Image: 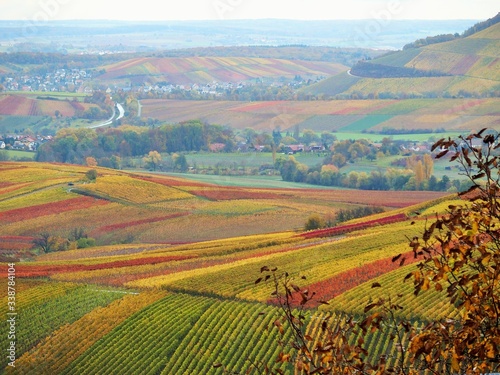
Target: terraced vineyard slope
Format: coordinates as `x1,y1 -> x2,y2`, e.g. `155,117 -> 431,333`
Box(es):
304,18 -> 500,99
0,162 -> 477,374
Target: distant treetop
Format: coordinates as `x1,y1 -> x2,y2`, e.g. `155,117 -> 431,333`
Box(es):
403,12 -> 500,50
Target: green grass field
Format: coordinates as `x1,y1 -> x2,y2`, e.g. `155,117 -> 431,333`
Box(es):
0,115 -> 53,133
370,49 -> 422,68
300,70 -> 360,97
3,149 -> 36,160
165,173 -> 342,189
339,114 -> 394,132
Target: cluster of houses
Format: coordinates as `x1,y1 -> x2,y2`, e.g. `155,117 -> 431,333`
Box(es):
136,76 -> 318,97
0,134 -> 52,151
1,64 -> 320,98
137,81 -> 245,97
233,142 -> 325,154
1,69 -> 93,93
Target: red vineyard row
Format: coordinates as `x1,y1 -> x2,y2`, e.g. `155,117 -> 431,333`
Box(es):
298,213 -> 408,239
281,250 -> 422,308
0,236 -> 35,251
8,255 -> 197,278
0,196 -> 109,223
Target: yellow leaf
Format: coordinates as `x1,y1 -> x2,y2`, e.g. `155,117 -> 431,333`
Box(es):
322,354 -> 333,364
472,220 -> 479,233
422,278 -> 430,291
485,342 -> 497,359
482,254 -> 491,266
451,352 -> 460,372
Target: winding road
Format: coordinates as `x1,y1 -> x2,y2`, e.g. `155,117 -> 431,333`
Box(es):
137,100 -> 142,118
88,103 -> 125,129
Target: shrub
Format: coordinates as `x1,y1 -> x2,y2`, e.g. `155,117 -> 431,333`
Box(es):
86,169 -> 98,181
304,214 -> 325,230
76,237 -> 96,249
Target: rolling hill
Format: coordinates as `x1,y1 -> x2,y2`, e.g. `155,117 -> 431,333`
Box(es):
0,162 -> 444,249
0,161 -> 460,374
304,16 -> 500,98
140,97 -> 500,134
97,56 -> 348,85
0,94 -> 96,118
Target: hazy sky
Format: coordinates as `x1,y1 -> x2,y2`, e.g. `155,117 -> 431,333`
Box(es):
3,0 -> 498,21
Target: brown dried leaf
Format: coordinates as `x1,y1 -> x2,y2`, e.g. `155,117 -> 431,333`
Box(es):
435,149 -> 449,159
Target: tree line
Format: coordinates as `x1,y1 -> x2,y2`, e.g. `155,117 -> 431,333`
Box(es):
36,120 -> 234,165
403,12 -> 500,49
275,146 -> 468,192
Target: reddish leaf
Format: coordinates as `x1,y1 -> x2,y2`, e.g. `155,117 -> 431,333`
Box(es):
450,152 -> 460,162
435,149 -> 449,159
431,139 -> 445,152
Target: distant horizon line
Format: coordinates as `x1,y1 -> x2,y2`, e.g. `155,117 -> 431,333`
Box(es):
0,18 -> 483,22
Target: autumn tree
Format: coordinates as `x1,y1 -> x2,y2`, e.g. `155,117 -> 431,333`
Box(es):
423,153 -> 434,180
110,155 -> 121,170
172,153 -> 188,172
301,129 -> 319,145
403,129 -> 500,374
143,150 -> 162,171
32,232 -> 56,253
414,160 -> 425,189
254,129 -> 500,375
85,156 -> 98,167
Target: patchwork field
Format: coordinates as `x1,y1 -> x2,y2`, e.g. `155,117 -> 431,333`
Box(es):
0,94 -> 97,117
1,17 -> 499,375
304,22 -> 500,98
98,56 -> 347,85
0,161 -> 460,374
140,97 -> 500,134
0,162 -> 445,249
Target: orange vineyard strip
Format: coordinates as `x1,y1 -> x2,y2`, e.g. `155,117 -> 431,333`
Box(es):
137,175 -> 209,187
0,183 -> 32,195
14,255 -> 197,277
95,212 -> 190,232
0,236 -> 35,251
0,182 -> 15,188
0,196 -> 109,223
